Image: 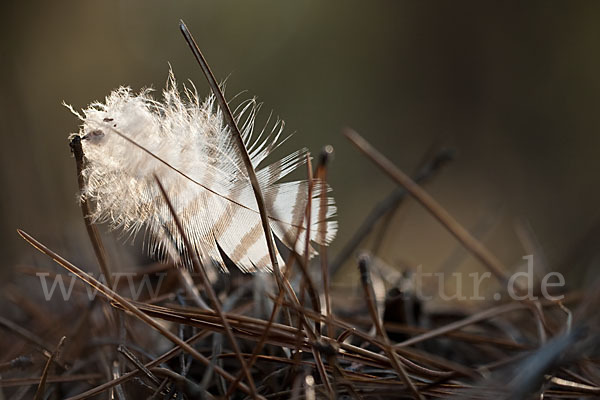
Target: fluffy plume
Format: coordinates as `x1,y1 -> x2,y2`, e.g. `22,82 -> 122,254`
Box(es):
68,71 -> 337,272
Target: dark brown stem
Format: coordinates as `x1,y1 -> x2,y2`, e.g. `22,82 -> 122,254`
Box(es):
69,136 -> 113,288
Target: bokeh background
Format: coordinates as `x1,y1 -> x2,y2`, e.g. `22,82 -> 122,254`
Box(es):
2,1 -> 600,290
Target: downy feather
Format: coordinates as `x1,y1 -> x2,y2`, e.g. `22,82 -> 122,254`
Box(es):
68,71 -> 337,272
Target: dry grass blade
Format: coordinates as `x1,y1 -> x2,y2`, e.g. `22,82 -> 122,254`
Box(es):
0,315 -> 55,363
149,378 -> 170,400
358,255 -> 424,400
16,229 -> 257,398
329,147 -> 454,276
317,146 -> 334,324
294,153 -> 323,336
224,255 -> 296,398
269,293 -> 478,378
343,128 -> 521,293
33,335 -> 66,400
153,176 -> 259,399
65,330 -> 212,400
304,153 -> 314,267
176,268 -> 210,310
315,146 -> 357,396
394,303 -> 525,348
549,376 -> 600,394
0,374 -> 103,389
178,26 -> 319,376
117,345 -> 161,387
179,20 -> 281,280
178,22 -> 337,397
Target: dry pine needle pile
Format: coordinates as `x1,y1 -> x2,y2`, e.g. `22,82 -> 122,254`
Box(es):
1,22 -> 598,400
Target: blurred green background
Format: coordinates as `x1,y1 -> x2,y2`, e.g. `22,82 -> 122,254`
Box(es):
2,1 -> 600,286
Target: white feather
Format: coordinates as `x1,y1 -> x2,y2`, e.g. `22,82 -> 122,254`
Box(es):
68,71 -> 337,272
